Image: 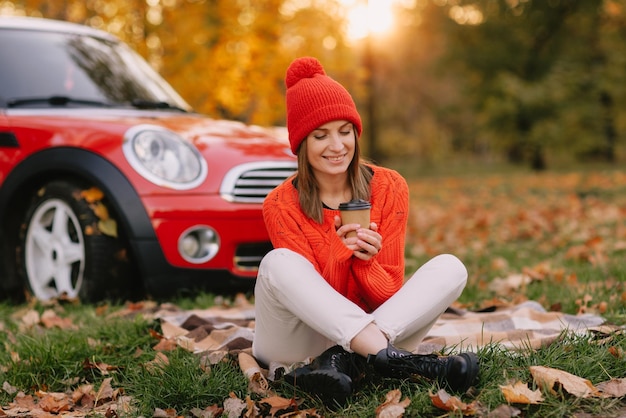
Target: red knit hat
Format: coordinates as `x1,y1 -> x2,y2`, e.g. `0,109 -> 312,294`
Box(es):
285,57 -> 362,155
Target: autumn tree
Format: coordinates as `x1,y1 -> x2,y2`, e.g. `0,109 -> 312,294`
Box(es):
157,0 -> 358,127
433,0 -> 625,170
6,0 -> 626,167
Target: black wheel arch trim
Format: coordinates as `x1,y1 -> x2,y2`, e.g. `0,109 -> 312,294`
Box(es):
0,147 -> 170,295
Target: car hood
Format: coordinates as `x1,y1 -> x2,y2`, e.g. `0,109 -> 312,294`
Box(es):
6,108 -> 297,195
7,107 -> 295,162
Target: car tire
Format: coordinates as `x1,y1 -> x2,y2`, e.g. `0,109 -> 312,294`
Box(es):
18,180 -> 135,302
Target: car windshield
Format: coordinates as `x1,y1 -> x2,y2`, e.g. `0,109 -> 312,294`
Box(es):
0,27 -> 191,111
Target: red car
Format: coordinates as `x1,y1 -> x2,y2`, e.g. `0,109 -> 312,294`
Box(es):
0,16 -> 297,302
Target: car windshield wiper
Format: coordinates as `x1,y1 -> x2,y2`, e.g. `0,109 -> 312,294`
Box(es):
130,99 -> 188,112
7,96 -> 112,108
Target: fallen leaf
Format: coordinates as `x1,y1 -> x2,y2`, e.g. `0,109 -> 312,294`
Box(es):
376,389 -> 411,418
114,395 -> 135,416
223,393 -> 246,418
149,328 -> 164,340
607,346 -> 624,359
37,391 -> 71,413
91,201 -> 109,221
486,404 -> 522,417
19,309 -> 40,328
98,218 -> 118,238
72,384 -> 95,408
2,381 -> 17,395
41,309 -> 77,329
145,352 -> 170,374
277,409 -> 322,417
189,404 -> 224,418
153,337 -> 178,352
153,407 -> 179,417
238,352 -> 270,395
83,358 -> 119,375
243,395 -> 259,417
429,389 -> 477,414
80,187 -> 104,202
500,381 -> 543,404
488,274 -> 532,295
258,395 -> 295,410
189,404 -> 224,417
11,392 -> 36,408
596,378 -> 626,397
530,365 -> 601,398
233,292 -> 254,309
95,377 -> 115,405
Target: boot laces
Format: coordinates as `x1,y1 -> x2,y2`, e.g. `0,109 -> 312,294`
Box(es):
330,351 -> 365,379
388,353 -> 449,380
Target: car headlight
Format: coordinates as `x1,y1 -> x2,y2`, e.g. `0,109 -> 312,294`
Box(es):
123,124 -> 208,190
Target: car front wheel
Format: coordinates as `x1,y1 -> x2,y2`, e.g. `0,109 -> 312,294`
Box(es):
19,180 -> 134,302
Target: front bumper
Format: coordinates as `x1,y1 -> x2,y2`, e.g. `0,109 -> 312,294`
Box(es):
142,194 -> 271,276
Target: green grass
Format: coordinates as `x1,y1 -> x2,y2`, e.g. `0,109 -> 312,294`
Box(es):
1,167 -> 625,417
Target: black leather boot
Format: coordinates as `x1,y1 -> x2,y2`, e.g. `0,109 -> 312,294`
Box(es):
283,345 -> 365,406
367,344 -> 479,393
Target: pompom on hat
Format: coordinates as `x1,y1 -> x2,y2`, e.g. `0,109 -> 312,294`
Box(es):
285,57 -> 362,155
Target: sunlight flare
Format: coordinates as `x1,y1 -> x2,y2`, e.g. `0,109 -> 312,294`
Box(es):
343,0 -> 395,41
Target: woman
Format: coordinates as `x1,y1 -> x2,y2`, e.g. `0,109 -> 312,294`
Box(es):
252,56 -> 479,406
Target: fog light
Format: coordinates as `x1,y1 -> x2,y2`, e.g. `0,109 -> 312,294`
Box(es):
178,226 -> 219,264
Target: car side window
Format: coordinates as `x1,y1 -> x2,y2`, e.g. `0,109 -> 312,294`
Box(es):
0,29 -> 188,109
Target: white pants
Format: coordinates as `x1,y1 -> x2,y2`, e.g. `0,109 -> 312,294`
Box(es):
252,248 -> 467,371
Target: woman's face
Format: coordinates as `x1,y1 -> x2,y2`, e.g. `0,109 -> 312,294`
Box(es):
305,120 -> 356,179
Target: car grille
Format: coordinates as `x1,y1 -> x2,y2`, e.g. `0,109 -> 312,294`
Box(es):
234,242 -> 274,271
220,161 -> 297,203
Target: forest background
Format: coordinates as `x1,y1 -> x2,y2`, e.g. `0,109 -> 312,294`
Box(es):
2,0 -> 626,172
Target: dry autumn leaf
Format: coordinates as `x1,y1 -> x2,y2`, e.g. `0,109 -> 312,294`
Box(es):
488,274 -> 532,296
36,391 -> 71,414
429,389 -> 477,415
530,365 -> 602,398
243,395 -> 259,418
98,218 -> 118,238
145,352 -> 170,374
91,201 -> 109,220
375,389 -> 411,418
238,352 -> 271,395
257,395 -> 297,414
2,381 -> 17,395
223,393 -> 246,418
153,337 -> 179,352
11,392 -> 35,408
608,346 -> 624,359
19,309 -> 40,329
596,378 -> 626,397
486,404 -> 522,418
500,381 -> 543,404
153,407 -> 179,417
189,404 -> 224,417
40,309 -> 77,330
80,187 -> 104,203
72,384 -> 95,408
82,358 -> 119,375
94,377 -> 115,406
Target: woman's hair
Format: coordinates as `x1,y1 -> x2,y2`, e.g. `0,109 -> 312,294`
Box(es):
296,130 -> 372,223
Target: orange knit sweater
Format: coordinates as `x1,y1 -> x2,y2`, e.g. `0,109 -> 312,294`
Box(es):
262,165 -> 409,312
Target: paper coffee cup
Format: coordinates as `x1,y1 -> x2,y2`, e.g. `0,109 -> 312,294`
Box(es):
338,199 -> 371,238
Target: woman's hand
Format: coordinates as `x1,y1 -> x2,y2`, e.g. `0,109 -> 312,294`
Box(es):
335,216 -> 382,261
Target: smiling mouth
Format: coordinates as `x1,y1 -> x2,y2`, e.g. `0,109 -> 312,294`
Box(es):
325,155 -> 345,162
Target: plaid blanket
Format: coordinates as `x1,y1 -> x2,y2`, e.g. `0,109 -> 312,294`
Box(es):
414,300 -> 606,354
155,298 -> 608,381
